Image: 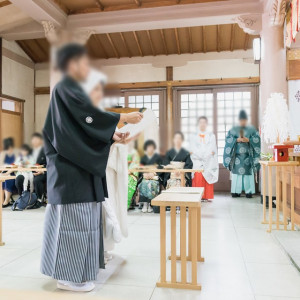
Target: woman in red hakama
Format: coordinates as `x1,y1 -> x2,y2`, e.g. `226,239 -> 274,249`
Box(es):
192,172 -> 214,199
190,116 -> 219,200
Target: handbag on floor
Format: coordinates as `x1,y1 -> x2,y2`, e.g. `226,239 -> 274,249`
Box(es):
11,191 -> 38,211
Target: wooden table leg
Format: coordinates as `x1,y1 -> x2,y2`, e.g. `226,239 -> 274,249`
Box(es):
171,205 -> 177,283
159,206 -> 166,284
197,206 -> 204,262
190,207 -> 198,286
188,208 -> 192,260
291,166 -> 295,231
276,167 -> 280,230
282,166 -> 287,231
180,173 -> 185,187
262,164 -> 267,224
180,205 -> 187,284
0,182 -> 4,246
267,166 -> 273,233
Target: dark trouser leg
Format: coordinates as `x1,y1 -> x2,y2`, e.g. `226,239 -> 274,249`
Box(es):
15,175 -> 25,195
33,174 -> 46,199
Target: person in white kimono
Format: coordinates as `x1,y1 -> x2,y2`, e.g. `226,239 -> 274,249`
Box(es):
81,69 -> 129,262
190,116 -> 219,200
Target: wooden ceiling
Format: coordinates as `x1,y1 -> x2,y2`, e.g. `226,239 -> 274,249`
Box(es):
0,0 -> 11,8
17,39 -> 50,63
17,24 -> 256,63
51,0 -> 226,15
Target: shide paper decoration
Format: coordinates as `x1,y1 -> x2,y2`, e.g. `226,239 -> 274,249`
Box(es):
262,93 -> 291,144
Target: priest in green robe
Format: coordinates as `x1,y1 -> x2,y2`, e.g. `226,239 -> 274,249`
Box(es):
223,110 -> 260,198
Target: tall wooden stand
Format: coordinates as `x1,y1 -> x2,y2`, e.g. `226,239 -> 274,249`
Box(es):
152,187 -> 204,290
260,161 -> 299,232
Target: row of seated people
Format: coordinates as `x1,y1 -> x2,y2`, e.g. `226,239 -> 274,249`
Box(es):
135,130 -> 208,213
1,133 -> 47,208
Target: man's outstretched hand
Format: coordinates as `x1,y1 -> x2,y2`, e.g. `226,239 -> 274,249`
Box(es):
120,112 -> 143,124
113,131 -> 130,143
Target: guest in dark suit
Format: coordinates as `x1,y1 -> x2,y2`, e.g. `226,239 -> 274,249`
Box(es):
15,132 -> 47,200
163,131 -> 193,187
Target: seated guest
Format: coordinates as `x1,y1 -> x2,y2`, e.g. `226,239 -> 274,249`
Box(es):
138,140 -> 162,213
163,131 -> 193,188
15,133 -> 47,201
190,116 -> 219,201
15,144 -> 35,194
0,137 -> 16,208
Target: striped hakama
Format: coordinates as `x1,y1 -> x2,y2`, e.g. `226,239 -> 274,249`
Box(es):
41,202 -> 104,283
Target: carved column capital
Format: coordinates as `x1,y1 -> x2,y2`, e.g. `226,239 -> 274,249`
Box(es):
269,0 -> 286,27
41,20 -> 60,44
41,20 -> 94,45
235,14 -> 262,35
72,29 -> 94,45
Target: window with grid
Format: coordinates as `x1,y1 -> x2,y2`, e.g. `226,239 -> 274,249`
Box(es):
216,91 -> 252,163
180,91 -> 214,149
127,94 -> 160,123
102,96 -> 125,109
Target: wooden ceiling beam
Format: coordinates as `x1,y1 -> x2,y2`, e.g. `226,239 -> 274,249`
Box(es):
230,23 -> 235,51
51,0 -> 69,14
16,41 -> 37,63
33,39 -> 47,60
202,26 -> 206,53
68,0 -> 248,15
146,30 -> 155,56
160,29 -> 168,55
244,33 -> 249,50
134,0 -> 141,7
133,31 -> 143,56
93,35 -> 109,59
119,32 -> 131,58
106,77 -> 260,90
106,33 -> 120,58
95,0 -> 104,11
174,28 -> 181,55
188,27 -> 193,54
217,25 -> 220,52
0,0 -> 11,8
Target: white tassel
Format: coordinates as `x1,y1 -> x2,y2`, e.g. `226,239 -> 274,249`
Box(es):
262,93 -> 291,144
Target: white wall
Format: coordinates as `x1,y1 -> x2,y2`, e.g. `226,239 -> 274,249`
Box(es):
34,50 -> 259,132
173,59 -> 258,80
2,40 -> 35,143
93,50 -> 259,83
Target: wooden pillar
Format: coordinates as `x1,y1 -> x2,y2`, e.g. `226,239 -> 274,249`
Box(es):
166,66 -> 173,81
0,38 -> 2,150
166,66 -> 173,148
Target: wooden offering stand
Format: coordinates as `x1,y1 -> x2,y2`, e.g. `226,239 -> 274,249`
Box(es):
152,187 -> 204,290
260,160 -> 299,232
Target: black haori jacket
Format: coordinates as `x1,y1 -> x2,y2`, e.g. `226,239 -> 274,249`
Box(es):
43,76 -> 120,205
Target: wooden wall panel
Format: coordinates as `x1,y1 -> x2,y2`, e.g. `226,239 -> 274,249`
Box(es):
1,110 -> 22,148
287,60 -> 300,80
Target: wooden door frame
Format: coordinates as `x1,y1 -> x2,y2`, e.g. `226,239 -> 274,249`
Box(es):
174,84 -> 259,192
0,97 -> 25,150
118,88 -> 168,154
